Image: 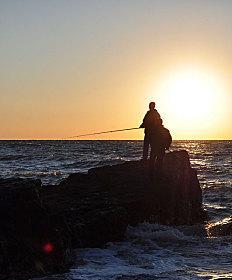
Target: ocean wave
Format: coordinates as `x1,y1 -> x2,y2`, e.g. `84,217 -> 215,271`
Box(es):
61,160 -> 97,168
64,222 -> 232,280
126,223 -> 190,243
203,203 -> 227,210
0,154 -> 27,161
96,158 -> 126,166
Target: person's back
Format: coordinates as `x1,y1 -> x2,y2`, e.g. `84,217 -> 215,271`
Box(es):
142,108 -> 161,134
149,124 -> 172,177
140,102 -> 162,160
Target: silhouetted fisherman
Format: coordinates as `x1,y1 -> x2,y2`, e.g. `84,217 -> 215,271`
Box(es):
140,102 -> 162,160
140,102 -> 172,177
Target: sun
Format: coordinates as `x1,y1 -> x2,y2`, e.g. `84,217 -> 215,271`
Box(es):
145,68 -> 226,139
145,67 -> 228,139
161,70 -> 221,120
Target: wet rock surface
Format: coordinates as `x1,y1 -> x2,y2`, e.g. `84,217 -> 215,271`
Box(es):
0,150 -> 205,279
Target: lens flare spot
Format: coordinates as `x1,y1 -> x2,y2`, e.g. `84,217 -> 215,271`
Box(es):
43,242 -> 54,254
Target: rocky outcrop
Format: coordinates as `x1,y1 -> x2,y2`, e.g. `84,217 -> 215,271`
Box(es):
0,150 -> 205,279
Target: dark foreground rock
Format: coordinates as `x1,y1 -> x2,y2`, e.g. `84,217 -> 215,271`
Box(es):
0,150 -> 205,279
0,178 -> 72,279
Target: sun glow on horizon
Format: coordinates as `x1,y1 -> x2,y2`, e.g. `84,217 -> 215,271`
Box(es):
146,68 -> 228,139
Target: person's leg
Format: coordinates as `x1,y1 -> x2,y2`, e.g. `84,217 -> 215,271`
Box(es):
142,134 -> 150,160
155,149 -> 165,175
149,136 -> 158,178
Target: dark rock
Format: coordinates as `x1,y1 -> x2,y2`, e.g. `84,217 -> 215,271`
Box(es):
0,178 -> 72,279
0,150 -> 205,279
42,150 -> 205,248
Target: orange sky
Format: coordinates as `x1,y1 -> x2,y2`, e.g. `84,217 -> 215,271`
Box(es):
1,1 -> 231,140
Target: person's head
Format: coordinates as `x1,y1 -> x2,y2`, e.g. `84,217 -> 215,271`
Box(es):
149,102 -> 156,110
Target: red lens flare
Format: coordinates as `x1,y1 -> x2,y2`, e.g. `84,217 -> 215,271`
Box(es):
43,242 -> 54,254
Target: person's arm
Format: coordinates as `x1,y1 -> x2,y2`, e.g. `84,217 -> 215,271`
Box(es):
140,112 -> 148,128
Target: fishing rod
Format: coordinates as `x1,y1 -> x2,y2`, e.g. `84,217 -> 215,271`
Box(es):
65,127 -> 141,139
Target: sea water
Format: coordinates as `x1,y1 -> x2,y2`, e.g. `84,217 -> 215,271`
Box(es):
0,140 -> 231,279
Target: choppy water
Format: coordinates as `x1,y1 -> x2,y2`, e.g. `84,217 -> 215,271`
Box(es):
0,140 -> 231,279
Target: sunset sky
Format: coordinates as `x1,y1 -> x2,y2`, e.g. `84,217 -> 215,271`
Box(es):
1,0 -> 231,140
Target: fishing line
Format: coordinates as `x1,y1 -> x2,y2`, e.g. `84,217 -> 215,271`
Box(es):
65,127 -> 141,139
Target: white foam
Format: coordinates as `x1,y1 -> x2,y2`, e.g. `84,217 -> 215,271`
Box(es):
126,222 -> 190,242
70,244 -> 182,280
68,223 -> 194,280
32,222 -> 232,280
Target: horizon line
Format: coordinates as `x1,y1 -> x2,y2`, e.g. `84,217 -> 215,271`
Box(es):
0,139 -> 231,141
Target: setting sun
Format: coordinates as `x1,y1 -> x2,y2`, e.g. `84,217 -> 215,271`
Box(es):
146,68 -> 228,139
161,70 -> 220,119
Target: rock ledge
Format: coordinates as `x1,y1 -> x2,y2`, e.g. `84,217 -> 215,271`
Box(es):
0,150 -> 205,279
